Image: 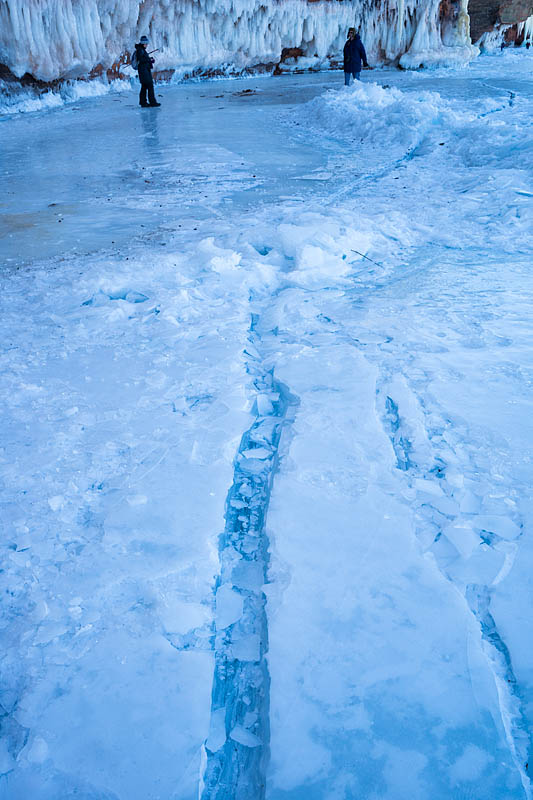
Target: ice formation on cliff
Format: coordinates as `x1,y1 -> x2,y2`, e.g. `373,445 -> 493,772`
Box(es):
516,13 -> 533,45
0,0 -> 477,83
477,13 -> 533,51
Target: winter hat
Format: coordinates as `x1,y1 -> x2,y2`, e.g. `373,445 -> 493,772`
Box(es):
140,35 -> 149,44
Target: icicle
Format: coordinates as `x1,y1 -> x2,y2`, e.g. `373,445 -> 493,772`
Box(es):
518,14 -> 533,46
0,0 -> 479,83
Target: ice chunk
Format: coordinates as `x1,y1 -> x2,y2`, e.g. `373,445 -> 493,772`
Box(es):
250,417 -> 280,444
459,490 -> 482,514
256,394 -> 274,416
229,725 -> 262,747
446,544 -> 506,586
230,499 -> 246,509
244,342 -> 261,360
413,478 -> 444,496
48,495 -> 64,511
33,622 -> 69,645
210,252 -> 241,273
230,634 -> 261,662
0,740 -> 15,776
430,534 -> 460,568
15,533 -> 31,552
240,447 -> 272,460
443,522 -> 480,559
32,601 -> 49,623
215,584 -> 243,630
419,493 -> 459,517
206,707 -> 227,753
26,737 -> 49,765
159,599 -> 209,635
232,560 -> 264,591
238,458 -> 268,475
473,515 -> 521,541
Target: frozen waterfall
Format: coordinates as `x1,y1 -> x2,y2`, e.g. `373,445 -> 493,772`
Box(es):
0,0 -> 477,83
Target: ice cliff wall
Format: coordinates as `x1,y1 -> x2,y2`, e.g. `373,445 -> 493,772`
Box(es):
0,0 -> 478,84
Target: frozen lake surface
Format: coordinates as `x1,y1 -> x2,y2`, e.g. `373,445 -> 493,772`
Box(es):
1,52 -> 533,799
1,73 -> 339,265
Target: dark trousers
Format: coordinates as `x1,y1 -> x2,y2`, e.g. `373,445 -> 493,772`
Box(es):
139,79 -> 157,106
344,71 -> 361,85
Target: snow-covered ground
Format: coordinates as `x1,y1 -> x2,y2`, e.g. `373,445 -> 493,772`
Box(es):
1,50 -> 532,799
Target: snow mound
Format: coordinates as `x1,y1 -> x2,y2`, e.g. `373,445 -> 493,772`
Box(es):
297,80 -> 516,168
300,82 -> 449,156
278,215 -> 374,289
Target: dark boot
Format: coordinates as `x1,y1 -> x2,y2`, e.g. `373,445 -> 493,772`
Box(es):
139,83 -> 149,107
147,81 -> 160,107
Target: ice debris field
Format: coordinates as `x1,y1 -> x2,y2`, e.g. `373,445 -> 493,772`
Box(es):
1,50 -> 533,800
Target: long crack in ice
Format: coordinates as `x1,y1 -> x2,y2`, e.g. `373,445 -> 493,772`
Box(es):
201,318 -> 297,800
377,375 -> 532,798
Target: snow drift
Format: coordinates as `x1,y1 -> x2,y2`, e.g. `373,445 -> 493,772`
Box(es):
0,0 -> 477,85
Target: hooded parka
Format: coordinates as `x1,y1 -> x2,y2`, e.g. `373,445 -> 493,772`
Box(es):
343,34 -> 368,74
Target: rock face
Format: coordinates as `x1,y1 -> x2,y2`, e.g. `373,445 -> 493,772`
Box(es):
468,0 -> 533,41
499,0 -> 533,22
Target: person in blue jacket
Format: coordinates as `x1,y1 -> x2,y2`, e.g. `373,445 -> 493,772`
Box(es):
134,35 -> 161,107
343,28 -> 369,85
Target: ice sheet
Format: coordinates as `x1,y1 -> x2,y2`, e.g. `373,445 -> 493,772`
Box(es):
1,53 -> 533,799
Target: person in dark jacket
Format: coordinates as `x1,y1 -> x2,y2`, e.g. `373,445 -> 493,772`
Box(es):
343,28 -> 369,85
134,35 -> 160,107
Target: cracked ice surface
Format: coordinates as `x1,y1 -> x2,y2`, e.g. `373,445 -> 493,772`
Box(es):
1,50 -> 533,799
264,53 -> 533,799
0,243 -> 254,797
